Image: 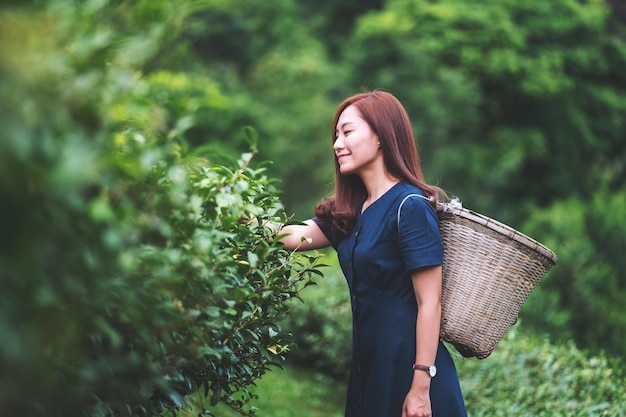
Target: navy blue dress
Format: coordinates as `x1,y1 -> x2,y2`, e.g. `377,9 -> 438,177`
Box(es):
315,182 -> 467,417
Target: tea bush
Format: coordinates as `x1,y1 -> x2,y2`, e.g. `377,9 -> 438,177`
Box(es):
458,327 -> 626,417
0,3 -> 325,416
0,104 -> 326,416
281,259 -> 352,380
0,102 -> 325,416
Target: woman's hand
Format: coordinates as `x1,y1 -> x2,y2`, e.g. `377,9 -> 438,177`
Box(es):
273,219 -> 331,251
243,215 -> 331,252
402,381 -> 432,417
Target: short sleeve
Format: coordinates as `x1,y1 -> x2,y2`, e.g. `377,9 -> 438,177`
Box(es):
397,196 -> 443,271
312,217 -> 337,248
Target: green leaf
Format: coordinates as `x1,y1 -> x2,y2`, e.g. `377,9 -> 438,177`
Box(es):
242,126 -> 259,153
247,251 -> 259,268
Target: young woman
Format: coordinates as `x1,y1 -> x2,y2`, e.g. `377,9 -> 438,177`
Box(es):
277,91 -> 467,417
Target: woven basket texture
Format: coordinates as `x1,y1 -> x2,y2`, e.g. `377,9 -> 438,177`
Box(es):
437,206 -> 558,359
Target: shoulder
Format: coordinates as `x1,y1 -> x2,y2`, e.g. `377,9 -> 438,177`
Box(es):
393,183 -> 432,210
394,184 -> 437,228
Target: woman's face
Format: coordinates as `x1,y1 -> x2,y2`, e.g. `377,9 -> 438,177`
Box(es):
333,105 -> 381,176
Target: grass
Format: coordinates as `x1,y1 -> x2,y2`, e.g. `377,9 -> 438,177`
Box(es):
175,365 -> 346,417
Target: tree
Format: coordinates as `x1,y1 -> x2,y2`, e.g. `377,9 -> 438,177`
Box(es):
345,0 -> 625,212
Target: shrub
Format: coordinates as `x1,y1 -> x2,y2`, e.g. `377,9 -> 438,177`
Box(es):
458,326 -> 626,417
0,2 -> 325,415
280,259 -> 352,380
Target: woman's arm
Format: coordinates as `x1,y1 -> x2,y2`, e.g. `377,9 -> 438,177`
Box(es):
402,265 -> 443,417
275,219 -> 332,251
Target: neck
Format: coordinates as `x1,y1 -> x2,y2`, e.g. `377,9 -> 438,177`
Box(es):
360,170 -> 400,211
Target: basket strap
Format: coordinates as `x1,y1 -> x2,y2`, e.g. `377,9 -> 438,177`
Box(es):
397,193 -> 432,230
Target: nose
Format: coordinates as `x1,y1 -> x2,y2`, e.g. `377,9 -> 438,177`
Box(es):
333,134 -> 344,153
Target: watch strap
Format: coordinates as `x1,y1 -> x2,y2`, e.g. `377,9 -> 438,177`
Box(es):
412,364 -> 429,372
412,363 -> 435,377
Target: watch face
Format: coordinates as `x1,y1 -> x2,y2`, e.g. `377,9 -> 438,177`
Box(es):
429,365 -> 437,377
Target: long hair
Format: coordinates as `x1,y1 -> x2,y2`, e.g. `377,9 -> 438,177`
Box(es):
314,90 -> 443,241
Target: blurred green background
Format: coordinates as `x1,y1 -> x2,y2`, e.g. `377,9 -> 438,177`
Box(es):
1,0 -> 625,415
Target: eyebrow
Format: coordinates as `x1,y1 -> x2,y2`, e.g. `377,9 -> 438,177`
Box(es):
335,121 -> 355,133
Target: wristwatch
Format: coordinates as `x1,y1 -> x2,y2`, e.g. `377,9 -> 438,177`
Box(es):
413,364 -> 437,377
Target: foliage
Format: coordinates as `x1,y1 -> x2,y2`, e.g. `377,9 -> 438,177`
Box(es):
458,326 -> 626,417
521,189 -> 626,356
346,0 -> 626,219
167,0 -> 349,216
179,365 -> 345,417
0,2 -> 325,416
279,257 -> 352,380
296,0 -> 384,57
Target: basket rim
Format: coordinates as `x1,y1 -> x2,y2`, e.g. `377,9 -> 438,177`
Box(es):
439,204 -> 558,265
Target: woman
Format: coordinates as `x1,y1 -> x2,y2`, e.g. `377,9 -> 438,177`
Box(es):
277,91 -> 467,417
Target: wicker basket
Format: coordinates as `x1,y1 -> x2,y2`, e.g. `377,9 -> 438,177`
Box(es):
437,204 -> 558,359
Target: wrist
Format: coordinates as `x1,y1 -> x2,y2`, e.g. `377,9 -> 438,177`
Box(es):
263,220 -> 282,234
412,363 -> 437,378
410,373 -> 431,391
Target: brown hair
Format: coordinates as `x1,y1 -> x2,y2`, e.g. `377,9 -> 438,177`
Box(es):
314,90 -> 443,241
